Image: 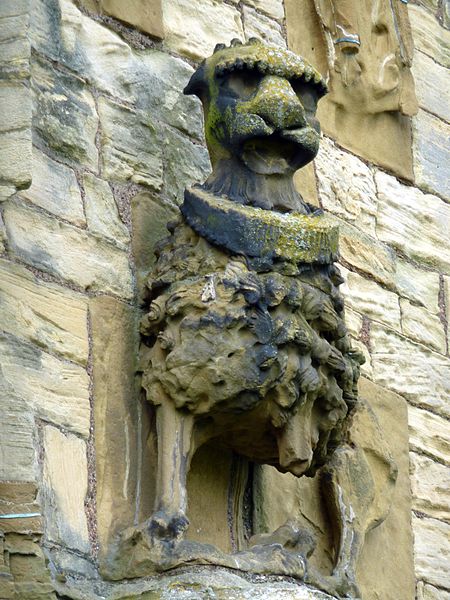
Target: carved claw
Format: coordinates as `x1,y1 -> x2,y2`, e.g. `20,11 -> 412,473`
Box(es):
147,510 -> 189,542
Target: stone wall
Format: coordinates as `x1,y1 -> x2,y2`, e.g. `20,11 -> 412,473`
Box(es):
0,0 -> 449,598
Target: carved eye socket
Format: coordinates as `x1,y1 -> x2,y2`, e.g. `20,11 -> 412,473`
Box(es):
222,68 -> 263,99
291,80 -> 319,114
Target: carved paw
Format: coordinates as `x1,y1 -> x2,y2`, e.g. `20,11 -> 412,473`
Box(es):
147,510 -> 189,542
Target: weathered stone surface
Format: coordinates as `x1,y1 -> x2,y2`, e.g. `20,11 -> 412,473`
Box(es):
408,405 -> 450,465
42,426 -> 90,554
90,296 -> 146,556
162,126 -> 210,204
370,324 -> 450,418
445,276 -> 450,342
0,129 -> 32,189
418,582 -> 450,600
408,4 -> 450,68
315,137 -> 377,235
410,452 -> 450,522
376,171 -> 450,274
0,374 -> 36,481
20,147 -> 85,226
0,259 -> 88,365
100,0 -> 164,39
56,568 -> 337,600
337,219 -> 396,287
245,0 -> 284,20
400,299 -> 446,354
161,0 -> 244,59
293,162 -> 319,208
413,50 -> 450,123
340,266 -> 401,330
0,83 -> 30,132
32,56 -> 98,169
3,200 -> 133,299
242,6 -> 286,48
0,213 -> 6,253
395,259 -> 440,314
413,109 -> 450,199
413,515 -> 450,590
83,173 -> 130,249
98,96 -> 163,190
0,332 -> 90,437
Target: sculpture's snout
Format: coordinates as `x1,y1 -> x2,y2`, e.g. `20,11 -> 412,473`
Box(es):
241,75 -> 307,131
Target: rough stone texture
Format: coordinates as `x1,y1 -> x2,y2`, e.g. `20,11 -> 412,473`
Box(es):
413,50 -> 450,123
42,426 -> 90,554
0,82 -> 31,132
3,199 -> 134,299
242,6 -> 286,48
162,126 -> 210,203
0,258 -> 89,365
340,267 -> 401,330
32,56 -> 98,169
315,137 -> 377,235
413,515 -> 450,590
90,296 -> 150,557
98,96 -> 163,190
418,582 -> 450,600
408,405 -> 450,465
445,275 -> 450,342
413,109 -> 450,199
0,332 -> 90,437
400,299 -> 446,354
370,324 -> 450,418
0,129 -> 32,193
161,0 -> 244,59
410,452 -> 450,522
337,219 -> 396,287
395,259 -> 440,314
83,173 -> 130,249
100,0 -> 164,39
408,4 -> 450,68
20,147 -> 85,226
246,0 -> 284,20
376,171 -> 450,274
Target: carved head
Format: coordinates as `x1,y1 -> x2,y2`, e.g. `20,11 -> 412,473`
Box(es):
184,39 -> 327,212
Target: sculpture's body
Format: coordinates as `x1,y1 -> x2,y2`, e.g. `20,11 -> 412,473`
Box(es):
105,40 -> 397,599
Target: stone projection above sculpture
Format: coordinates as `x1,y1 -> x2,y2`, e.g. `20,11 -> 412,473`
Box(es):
285,0 -> 418,178
103,40 -> 397,599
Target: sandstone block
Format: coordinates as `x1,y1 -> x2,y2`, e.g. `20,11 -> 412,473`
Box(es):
0,82 -> 30,132
395,259 -> 440,314
413,109 -> 450,199
98,96 -> 163,190
162,0 -> 244,59
337,219 -> 396,287
445,276 -> 450,342
42,426 -> 90,554
242,6 -> 286,48
4,200 -> 133,299
20,147 -> 85,226
340,266 -> 401,330
32,57 -> 98,169
100,0 -> 164,39
0,129 -> 32,189
83,173 -> 130,249
0,332 -> 90,437
413,50 -> 450,123
413,515 -> 450,589
244,0 -> 285,21
408,405 -> 450,466
400,299 -> 446,354
162,126 -> 211,204
410,452 -> 450,522
0,259 -> 89,365
418,582 -> 450,600
408,4 -> 450,68
376,171 -> 450,274
370,324 -> 450,418
315,137 -> 377,235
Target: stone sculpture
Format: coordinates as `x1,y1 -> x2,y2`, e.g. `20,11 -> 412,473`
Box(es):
104,39 -> 397,599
